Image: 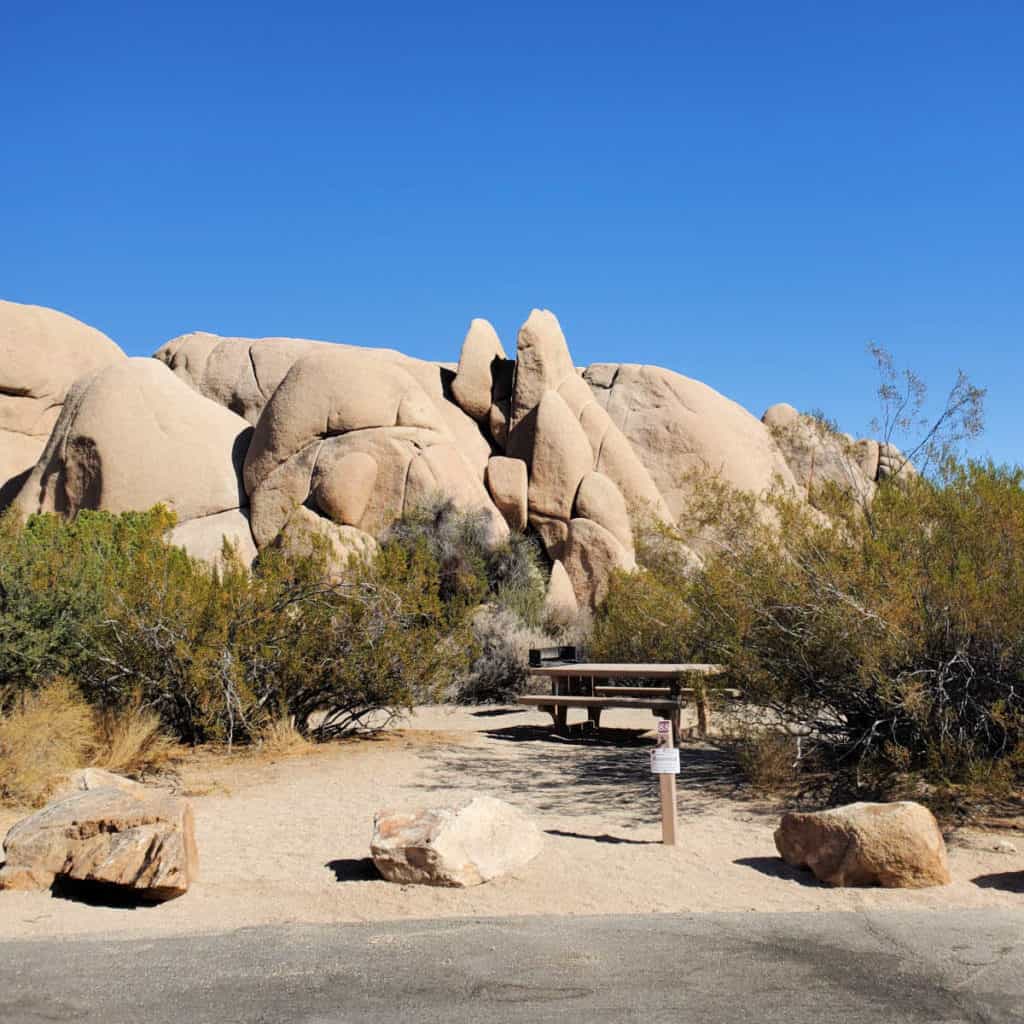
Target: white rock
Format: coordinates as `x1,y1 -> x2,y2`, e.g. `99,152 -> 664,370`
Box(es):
371,795 -> 543,887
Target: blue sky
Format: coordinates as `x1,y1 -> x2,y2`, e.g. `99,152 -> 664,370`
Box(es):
3,2 -> 1021,464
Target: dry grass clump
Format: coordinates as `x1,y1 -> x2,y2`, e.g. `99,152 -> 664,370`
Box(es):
256,715 -> 311,758
0,679 -> 97,807
732,728 -> 800,794
93,704 -> 179,776
0,681 -> 181,808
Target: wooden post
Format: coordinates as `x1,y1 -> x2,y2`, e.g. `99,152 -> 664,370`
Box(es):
654,718 -> 679,846
659,773 -> 678,846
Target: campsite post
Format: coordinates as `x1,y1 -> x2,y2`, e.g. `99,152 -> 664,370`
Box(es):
651,718 -> 680,845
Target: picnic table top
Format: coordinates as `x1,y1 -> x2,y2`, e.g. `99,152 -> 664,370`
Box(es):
526,662 -> 725,679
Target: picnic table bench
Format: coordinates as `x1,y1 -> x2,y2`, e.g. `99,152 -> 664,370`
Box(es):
516,651 -> 729,746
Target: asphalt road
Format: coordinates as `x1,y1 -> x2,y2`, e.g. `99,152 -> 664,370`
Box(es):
1,909 -> 1022,1023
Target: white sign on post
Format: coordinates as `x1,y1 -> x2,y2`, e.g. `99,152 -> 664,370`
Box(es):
650,747 -> 681,774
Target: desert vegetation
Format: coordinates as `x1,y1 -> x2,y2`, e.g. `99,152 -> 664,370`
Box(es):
0,500 -> 554,805
593,457 -> 1024,800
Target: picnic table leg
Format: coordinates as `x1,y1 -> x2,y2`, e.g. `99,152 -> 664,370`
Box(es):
586,708 -> 602,731
696,695 -> 709,737
553,705 -> 568,735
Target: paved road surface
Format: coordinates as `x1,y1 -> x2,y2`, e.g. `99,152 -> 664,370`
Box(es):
1,909 -> 1022,1023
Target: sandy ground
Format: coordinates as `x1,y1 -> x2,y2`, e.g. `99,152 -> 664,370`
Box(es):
1,705 -> 1022,939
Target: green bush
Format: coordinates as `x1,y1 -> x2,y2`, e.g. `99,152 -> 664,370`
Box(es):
592,461 -> 1024,794
0,505 -> 476,745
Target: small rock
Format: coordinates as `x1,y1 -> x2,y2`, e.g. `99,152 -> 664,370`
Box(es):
774,801 -> 951,888
57,768 -> 153,799
371,795 -> 543,887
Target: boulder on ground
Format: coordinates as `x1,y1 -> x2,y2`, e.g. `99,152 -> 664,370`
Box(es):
371,795 -> 543,887
0,300 -> 125,507
0,786 -> 198,901
57,768 -> 152,799
774,801 -> 951,888
14,359 -> 251,527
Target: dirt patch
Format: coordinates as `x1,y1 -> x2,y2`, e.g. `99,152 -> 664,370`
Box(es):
0,704 -> 1021,939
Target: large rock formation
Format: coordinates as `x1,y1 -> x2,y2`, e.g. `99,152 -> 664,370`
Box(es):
585,363 -> 797,520
13,359 -> 256,557
371,795 -> 543,887
0,784 -> 198,901
774,801 -> 951,888
154,331 -> 493,481
241,347 -> 506,549
5,299 -> 890,609
0,300 -> 125,507
762,403 -> 876,507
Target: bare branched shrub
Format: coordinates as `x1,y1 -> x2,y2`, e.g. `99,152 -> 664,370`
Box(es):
868,343 -> 986,478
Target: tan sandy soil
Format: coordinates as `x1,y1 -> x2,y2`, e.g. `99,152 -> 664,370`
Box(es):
0,705 -> 1021,939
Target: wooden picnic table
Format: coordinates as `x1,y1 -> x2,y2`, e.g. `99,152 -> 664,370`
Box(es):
517,661 -> 727,746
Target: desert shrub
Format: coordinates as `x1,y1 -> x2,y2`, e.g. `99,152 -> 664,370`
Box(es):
0,678 -> 97,806
731,728 -> 800,793
77,525 -> 473,743
387,500 -> 555,702
387,498 -> 548,626
592,460 -> 1024,794
456,605 -> 558,703
0,505 -> 476,746
0,507 -> 179,704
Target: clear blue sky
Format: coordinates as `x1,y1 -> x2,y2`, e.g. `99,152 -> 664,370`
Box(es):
3,2 -> 1021,465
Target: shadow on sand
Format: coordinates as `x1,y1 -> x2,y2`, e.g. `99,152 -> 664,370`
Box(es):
49,877 -> 166,908
972,871 -> 1024,893
733,856 -> 824,886
325,858 -> 381,883
423,725 -> 748,828
545,829 -> 659,846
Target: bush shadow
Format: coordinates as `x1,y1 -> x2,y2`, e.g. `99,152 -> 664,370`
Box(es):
425,728 -> 747,827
